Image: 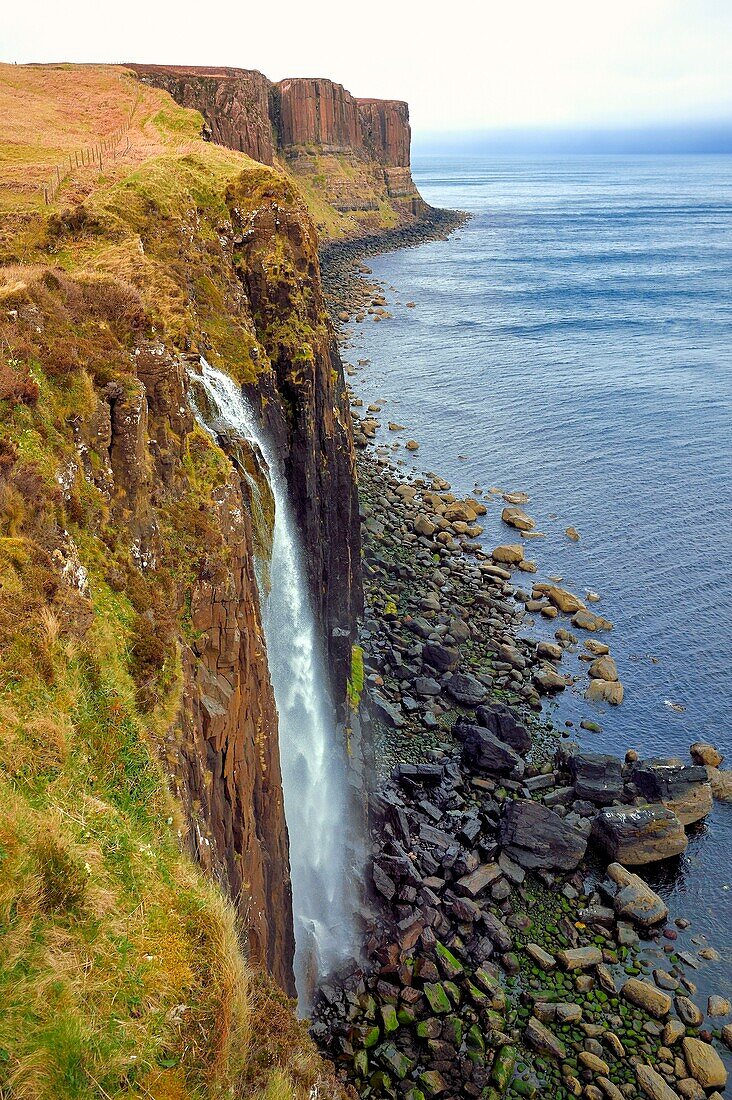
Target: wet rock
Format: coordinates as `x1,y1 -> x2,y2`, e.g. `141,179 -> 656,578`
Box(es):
499,799 -> 588,871
568,750 -> 624,805
681,1037 -> 727,1090
502,505 -> 536,531
424,982 -> 452,1014
585,678 -> 624,705
414,514 -> 437,536
675,997 -> 704,1027
534,666 -> 567,694
585,640 -> 610,656
372,693 -> 406,728
414,676 -> 442,696
537,640 -> 563,661
526,943 -> 557,970
622,977 -> 672,1017
492,544 -> 524,564
607,862 -> 669,926
588,655 -> 619,682
591,804 -> 688,865
557,946 -> 603,970
456,862 -> 501,898
579,1051 -> 609,1075
544,585 -> 586,613
475,704 -> 532,754
631,758 -> 713,826
664,1021 -> 686,1046
573,609 -> 613,632
707,995 -> 730,1017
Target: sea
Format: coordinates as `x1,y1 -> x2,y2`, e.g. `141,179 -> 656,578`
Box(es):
346,153 -> 732,1004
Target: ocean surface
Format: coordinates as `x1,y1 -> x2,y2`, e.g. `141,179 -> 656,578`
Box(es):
347,154 -> 732,997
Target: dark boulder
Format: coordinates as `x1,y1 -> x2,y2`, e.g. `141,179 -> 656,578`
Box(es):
445,672 -> 487,707
455,723 -> 524,778
499,799 -> 588,871
422,642 -> 460,673
475,704 -> 532,755
568,750 -> 624,805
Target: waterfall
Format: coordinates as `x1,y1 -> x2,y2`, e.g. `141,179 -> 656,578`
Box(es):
191,359 -> 359,1008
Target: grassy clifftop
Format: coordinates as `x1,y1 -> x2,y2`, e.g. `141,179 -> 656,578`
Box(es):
0,64 -> 349,1100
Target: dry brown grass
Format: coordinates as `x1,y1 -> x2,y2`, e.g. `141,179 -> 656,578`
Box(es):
0,64 -> 201,218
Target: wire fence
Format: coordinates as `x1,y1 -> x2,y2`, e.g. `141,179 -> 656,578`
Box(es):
40,93 -> 142,206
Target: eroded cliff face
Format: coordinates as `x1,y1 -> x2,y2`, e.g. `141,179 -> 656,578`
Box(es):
0,109 -> 361,1008
130,63 -> 428,237
128,63 -> 276,165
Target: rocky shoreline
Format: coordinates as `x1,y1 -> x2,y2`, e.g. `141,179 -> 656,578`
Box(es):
311,226 -> 732,1100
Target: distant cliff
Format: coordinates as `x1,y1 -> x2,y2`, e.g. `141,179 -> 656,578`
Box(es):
129,64 -> 428,238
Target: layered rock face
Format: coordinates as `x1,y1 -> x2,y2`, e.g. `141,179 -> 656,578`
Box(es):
131,64 -> 427,233
278,77 -> 364,152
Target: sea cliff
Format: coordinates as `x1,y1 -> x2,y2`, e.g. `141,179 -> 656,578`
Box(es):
0,61 -> 364,1096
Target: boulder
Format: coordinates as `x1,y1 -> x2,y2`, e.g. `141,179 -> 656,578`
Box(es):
545,585 -> 586,614
499,799 -> 588,871
456,723 -> 524,777
557,946 -> 603,970
422,642 -> 460,673
592,804 -> 688,865
607,863 -> 668,926
501,506 -> 535,531
525,1017 -> 566,1060
492,544 -> 524,564
372,693 -> 406,728
573,609 -> 613,632
586,678 -> 624,705
456,863 -> 501,898
622,978 -> 672,1018
445,672 -> 486,707
689,742 -> 723,768
588,655 -> 619,681
475,703 -> 532,754
568,750 -> 624,805
636,1064 -> 681,1100
414,514 -> 436,536
533,666 -> 567,694
682,1037 -> 727,1090
631,757 -> 713,826
675,996 -> 704,1027
537,640 -> 563,661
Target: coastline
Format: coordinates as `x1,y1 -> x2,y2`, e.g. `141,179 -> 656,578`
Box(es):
313,217 -> 732,1098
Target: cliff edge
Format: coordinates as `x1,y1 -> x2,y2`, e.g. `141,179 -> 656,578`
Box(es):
129,63 -> 429,239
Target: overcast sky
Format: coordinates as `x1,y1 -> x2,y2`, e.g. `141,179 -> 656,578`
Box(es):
4,0 -> 731,135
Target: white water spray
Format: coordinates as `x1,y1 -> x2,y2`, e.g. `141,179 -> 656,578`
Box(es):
192,360 -> 359,1007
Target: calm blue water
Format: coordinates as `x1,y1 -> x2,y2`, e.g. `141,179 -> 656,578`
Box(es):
348,155 -> 732,989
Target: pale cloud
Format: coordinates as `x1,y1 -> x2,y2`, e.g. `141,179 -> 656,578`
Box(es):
3,0 -> 730,133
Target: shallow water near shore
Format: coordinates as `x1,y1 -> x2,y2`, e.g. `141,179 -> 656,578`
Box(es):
346,153 -> 732,999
